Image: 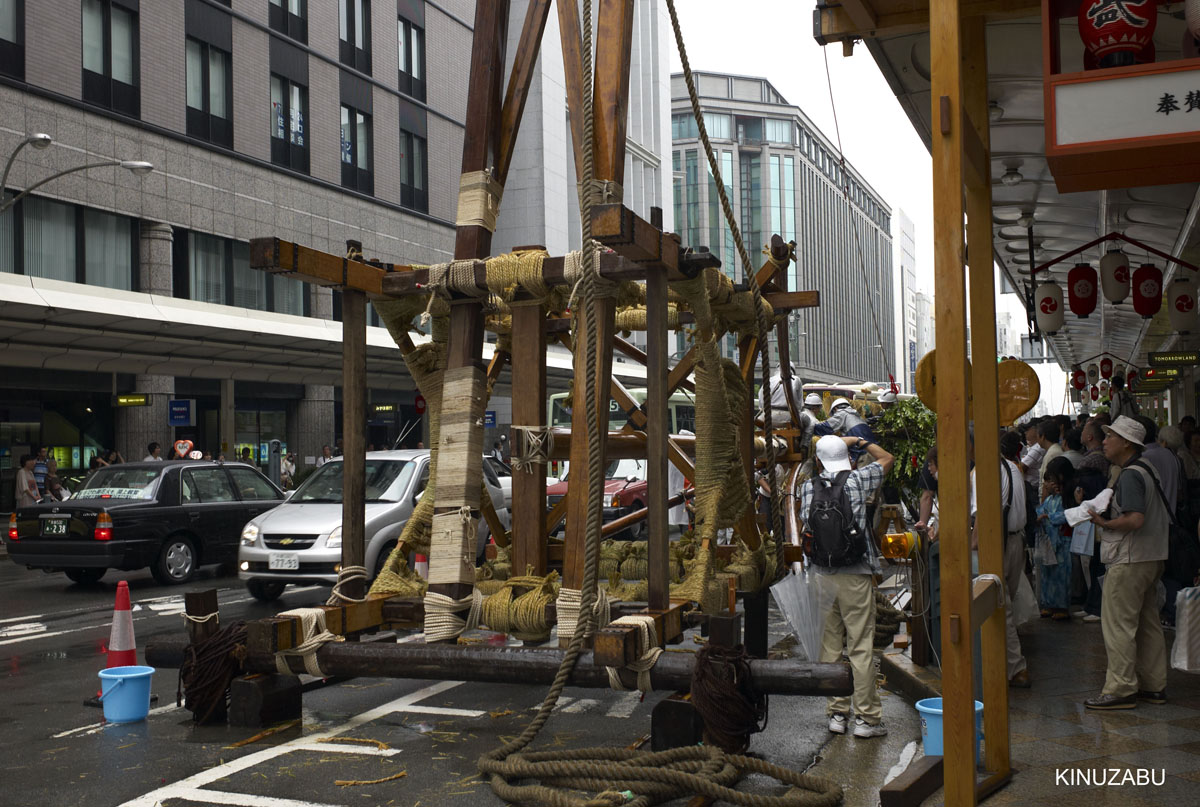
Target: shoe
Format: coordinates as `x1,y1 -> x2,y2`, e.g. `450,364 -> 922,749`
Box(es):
828,713 -> 848,734
1040,609 -> 1052,618
1082,614 -> 1101,623
1136,690 -> 1167,705
1051,610 -> 1070,621
1009,670 -> 1031,689
1070,609 -> 1086,617
853,717 -> 888,738
1085,693 -> 1137,710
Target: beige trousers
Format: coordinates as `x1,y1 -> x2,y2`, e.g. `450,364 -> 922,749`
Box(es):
1100,560 -> 1168,697
1002,531 -> 1028,679
820,573 -> 881,724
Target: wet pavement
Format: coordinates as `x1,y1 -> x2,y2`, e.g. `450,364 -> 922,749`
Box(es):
884,613 -> 1200,806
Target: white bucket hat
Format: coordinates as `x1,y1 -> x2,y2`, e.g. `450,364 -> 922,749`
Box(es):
1101,415 -> 1145,447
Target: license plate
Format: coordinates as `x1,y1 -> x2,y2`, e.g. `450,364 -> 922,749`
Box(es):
40,519 -> 69,537
268,552 -> 299,571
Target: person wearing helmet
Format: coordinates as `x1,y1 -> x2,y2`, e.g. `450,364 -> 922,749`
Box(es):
815,397 -> 878,462
877,390 -> 898,409
797,393 -> 824,462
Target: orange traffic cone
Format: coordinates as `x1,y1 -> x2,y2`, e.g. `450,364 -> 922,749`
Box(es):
414,554 -> 428,579
85,580 -> 138,708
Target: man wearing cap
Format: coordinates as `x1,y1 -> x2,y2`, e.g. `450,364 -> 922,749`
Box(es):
799,434 -> 895,738
1084,415 -> 1169,710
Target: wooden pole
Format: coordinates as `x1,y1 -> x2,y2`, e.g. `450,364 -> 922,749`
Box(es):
646,265 -> 669,611
592,0 -> 636,190
737,335 -> 762,551
341,288 -> 367,601
930,0 -> 975,803
184,589 -> 224,723
964,15 -> 1012,781
511,303 -> 548,576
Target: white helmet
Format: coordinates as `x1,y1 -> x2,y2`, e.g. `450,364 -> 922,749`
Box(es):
830,397 -> 852,413
804,393 -> 823,407
878,391 -> 897,403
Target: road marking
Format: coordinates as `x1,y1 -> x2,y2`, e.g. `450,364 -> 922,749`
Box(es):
52,703 -> 183,739
561,698 -> 598,714
293,743 -> 400,757
606,691 -> 642,718
118,680 -> 466,807
552,696 -> 574,711
0,628 -> 71,647
393,704 -> 484,717
0,622 -> 48,638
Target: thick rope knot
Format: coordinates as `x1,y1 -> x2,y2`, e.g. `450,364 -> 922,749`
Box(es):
327,565 -> 368,605
456,169 -> 503,231
274,608 -> 343,677
511,425 -> 554,473
425,591 -> 482,642
604,615 -> 664,693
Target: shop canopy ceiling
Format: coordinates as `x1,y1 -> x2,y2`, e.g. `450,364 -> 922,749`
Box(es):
822,1 -> 1200,373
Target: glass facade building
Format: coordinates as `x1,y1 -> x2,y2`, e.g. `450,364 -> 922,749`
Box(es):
671,72 -> 895,384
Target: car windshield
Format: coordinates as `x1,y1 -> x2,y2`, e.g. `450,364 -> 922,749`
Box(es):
291,460 -> 416,503
605,459 -> 645,480
75,467 -> 163,500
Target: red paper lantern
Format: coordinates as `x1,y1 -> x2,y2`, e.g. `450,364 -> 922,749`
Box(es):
1078,0 -> 1158,69
1067,263 -> 1098,318
1132,263 -> 1163,318
1071,368 -> 1087,390
1100,357 -> 1113,379
1091,385 -> 1100,402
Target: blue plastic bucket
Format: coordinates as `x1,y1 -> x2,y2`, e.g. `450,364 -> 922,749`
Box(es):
98,665 -> 155,723
915,697 -> 983,764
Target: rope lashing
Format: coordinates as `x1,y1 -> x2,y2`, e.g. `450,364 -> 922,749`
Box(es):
274,608 -> 343,677
604,615 -> 664,693
327,565 -> 368,606
181,611 -> 219,625
480,573 -> 560,641
511,425 -> 554,473
455,169 -> 504,231
425,589 -> 484,642
690,644 -> 769,755
177,619 -> 246,724
419,259 -> 479,326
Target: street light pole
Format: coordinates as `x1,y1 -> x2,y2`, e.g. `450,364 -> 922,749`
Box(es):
0,133 -> 153,215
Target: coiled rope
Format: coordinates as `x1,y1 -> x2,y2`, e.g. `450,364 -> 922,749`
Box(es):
690,644 -> 768,754
177,620 -> 247,724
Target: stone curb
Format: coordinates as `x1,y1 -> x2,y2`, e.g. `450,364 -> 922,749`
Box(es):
880,647 -> 940,703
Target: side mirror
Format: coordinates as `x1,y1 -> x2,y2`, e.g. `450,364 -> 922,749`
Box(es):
413,488 -> 425,508
283,490 -> 294,499
627,475 -> 639,483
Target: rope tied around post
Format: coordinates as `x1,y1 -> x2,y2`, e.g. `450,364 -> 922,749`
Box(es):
690,644 -> 769,754
605,615 -> 664,693
274,608 -> 343,677
327,565 -> 368,605
177,619 -> 246,724
455,169 -> 504,231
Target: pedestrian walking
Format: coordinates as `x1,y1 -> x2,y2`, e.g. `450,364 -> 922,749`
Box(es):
32,446 -> 49,496
316,445 -> 333,467
16,454 -> 41,508
799,434 -> 894,738
1084,416 -> 1169,710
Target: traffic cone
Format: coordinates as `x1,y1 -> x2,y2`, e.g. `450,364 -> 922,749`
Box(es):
414,554 -> 428,579
85,581 -> 138,708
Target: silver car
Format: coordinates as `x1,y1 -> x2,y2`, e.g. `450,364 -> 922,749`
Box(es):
237,450 -> 508,601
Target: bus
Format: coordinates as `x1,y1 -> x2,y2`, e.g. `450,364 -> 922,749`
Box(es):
547,388 -> 697,435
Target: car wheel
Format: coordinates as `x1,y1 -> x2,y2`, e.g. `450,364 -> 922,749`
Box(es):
626,505 -> 647,540
246,579 -> 287,602
152,535 -> 197,585
64,568 -> 106,585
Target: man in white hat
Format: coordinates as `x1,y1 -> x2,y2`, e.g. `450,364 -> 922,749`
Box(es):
1084,415 -> 1169,710
798,434 -> 894,738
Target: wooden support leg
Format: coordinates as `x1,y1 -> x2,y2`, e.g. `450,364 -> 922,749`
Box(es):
964,15 -> 1011,783
185,589 -> 224,723
341,288 -> 367,603
737,335 -> 761,551
930,0 -> 975,803
646,268 -> 670,611
511,303 -> 548,576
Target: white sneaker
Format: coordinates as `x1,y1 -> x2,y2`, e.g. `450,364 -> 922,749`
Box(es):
828,713 -> 848,734
853,718 -> 888,738
1083,614 -> 1101,623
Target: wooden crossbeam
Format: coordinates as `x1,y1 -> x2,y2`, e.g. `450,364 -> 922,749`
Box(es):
250,238 -> 385,295
245,594 -> 395,655
591,204 -> 680,272
496,0 -> 553,187
813,0 -> 1039,43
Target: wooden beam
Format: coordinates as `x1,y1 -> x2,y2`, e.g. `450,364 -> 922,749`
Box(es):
556,0 -> 586,186
249,238 -> 384,295
614,336 -> 697,394
591,204 -> 680,272
668,348 -> 697,396
592,0 -> 636,192
737,334 -> 761,551
879,756 -> 944,807
646,260 -> 670,611
814,0 -> 1039,43
495,0 -> 553,188
764,290 -> 820,311
839,0 -> 879,32
963,14 -> 1012,782
930,0 -> 975,802
511,303 -> 548,576
341,289 -> 367,601
960,106 -> 988,188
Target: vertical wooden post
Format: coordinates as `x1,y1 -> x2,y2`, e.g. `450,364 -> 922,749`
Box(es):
646,266 -> 669,611
964,15 -> 1011,780
737,335 -> 761,550
510,303 -> 548,576
185,589 -> 224,722
426,1 -> 509,621
592,0 -> 636,190
341,288 -> 367,601
930,0 -> 975,803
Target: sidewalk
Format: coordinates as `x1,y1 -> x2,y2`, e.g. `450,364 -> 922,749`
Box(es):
881,614 -> 1200,805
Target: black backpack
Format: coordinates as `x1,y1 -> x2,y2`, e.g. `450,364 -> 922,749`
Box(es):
805,471 -> 866,567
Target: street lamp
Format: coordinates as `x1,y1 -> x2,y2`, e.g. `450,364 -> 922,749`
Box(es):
0,133 -> 153,215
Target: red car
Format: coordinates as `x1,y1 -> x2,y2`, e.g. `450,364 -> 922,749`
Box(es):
546,459 -> 648,539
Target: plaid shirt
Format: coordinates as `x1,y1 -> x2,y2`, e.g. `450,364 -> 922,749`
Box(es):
798,461 -> 887,575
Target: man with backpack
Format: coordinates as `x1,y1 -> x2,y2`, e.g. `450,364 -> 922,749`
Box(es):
799,434 -> 894,738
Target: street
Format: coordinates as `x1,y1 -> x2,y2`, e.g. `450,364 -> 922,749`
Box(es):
0,559 -> 921,807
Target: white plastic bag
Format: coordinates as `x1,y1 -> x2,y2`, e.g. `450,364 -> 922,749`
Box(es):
1069,521 -> 1094,556
1011,573 -> 1039,627
1172,587 -> 1200,674
1034,533 -> 1059,566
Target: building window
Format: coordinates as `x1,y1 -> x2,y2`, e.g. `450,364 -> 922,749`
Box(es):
340,105 -> 373,194
671,113 -> 697,140
339,0 -> 371,74
82,0 -> 138,117
399,128 -> 427,212
684,150 -> 700,251
397,16 -> 424,101
0,195 -> 135,290
763,119 -> 791,144
702,112 -> 730,140
186,38 -> 232,148
738,151 -> 761,264
269,0 -> 306,44
0,0 -> 23,80
270,75 -> 309,173
176,231 -> 307,314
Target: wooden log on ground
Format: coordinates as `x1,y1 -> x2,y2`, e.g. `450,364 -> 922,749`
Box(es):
146,640 -> 853,696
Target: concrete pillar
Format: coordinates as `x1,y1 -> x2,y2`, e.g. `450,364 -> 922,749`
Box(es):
296,384 -> 335,472
220,378 -> 235,458
313,286 -> 333,320
117,374 -> 174,461
140,221 -> 174,296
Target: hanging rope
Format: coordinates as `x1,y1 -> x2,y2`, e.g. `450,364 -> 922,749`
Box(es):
177,620 -> 246,724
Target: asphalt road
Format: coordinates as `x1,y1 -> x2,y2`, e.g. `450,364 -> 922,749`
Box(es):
0,558 -> 921,807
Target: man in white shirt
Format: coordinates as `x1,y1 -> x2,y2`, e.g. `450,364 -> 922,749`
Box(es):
143,442 -> 162,461
316,445 -> 333,467
1018,422 -> 1045,489
1037,420 -> 1064,488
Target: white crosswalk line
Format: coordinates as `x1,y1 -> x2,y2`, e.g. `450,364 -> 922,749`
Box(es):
605,691 -> 642,718
560,698 -> 598,714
